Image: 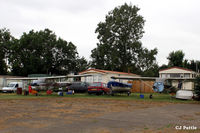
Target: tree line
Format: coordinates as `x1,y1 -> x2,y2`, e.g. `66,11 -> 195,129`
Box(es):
160,50 -> 200,72
0,28 -> 88,76
0,3 -> 199,77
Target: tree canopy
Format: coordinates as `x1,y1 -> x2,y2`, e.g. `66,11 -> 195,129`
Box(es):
91,3 -> 158,76
163,50 -> 200,72
0,28 -> 14,74
3,29 -> 88,76
167,50 -> 185,67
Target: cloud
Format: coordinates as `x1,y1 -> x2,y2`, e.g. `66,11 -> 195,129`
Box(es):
1,0 -> 200,65
2,0 -> 106,14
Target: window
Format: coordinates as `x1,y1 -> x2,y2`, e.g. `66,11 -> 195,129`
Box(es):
98,75 -> 102,82
93,75 -> 98,82
184,73 -> 190,78
161,74 -> 169,78
90,76 -> 93,82
85,74 -> 103,82
170,73 -> 181,78
86,76 -> 92,83
7,83 -> 15,87
15,84 -> 18,88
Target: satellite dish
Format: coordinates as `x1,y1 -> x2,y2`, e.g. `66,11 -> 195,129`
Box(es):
153,82 -> 164,92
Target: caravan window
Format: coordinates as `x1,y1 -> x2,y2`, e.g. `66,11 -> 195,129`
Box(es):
98,75 -> 102,82
170,73 -> 181,77
184,73 -> 190,78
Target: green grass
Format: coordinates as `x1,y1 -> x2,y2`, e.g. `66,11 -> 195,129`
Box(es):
165,123 -> 174,128
0,92 -> 199,103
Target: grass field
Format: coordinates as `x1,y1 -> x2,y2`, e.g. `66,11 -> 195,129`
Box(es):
0,92 -> 199,104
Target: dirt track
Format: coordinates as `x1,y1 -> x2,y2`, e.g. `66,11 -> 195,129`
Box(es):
0,97 -> 199,133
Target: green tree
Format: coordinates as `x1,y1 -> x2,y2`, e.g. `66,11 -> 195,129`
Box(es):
0,28 -> 14,74
167,50 -> 185,67
52,38 -> 79,75
74,57 -> 89,74
159,64 -> 169,70
183,60 -> 200,72
9,29 -> 79,76
91,3 -> 158,76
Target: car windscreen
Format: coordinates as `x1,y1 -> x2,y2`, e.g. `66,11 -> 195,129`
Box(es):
90,83 -> 101,87
7,84 -> 15,87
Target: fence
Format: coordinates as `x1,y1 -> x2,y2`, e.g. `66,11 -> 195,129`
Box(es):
128,80 -> 155,93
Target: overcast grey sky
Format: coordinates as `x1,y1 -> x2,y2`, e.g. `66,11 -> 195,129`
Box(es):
1,0 -> 200,65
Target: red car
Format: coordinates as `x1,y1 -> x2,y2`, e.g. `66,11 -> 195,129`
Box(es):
88,82 -> 110,95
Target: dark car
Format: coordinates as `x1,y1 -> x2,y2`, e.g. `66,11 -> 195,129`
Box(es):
88,82 -> 110,95
68,82 -> 89,93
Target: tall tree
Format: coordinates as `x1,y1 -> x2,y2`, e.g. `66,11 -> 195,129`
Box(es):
91,3 -> 158,76
167,50 -> 185,67
0,28 -> 13,74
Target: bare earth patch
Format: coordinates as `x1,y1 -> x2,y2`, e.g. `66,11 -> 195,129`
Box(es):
0,97 -> 199,133
195,112 -> 200,116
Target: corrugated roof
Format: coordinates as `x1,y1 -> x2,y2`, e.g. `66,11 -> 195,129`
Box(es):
79,69 -> 139,76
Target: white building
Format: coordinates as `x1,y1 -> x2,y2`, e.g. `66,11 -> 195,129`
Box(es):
159,67 -> 197,90
79,69 -> 140,84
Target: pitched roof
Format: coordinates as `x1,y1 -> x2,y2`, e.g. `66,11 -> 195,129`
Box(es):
159,66 -> 195,72
79,69 -> 139,76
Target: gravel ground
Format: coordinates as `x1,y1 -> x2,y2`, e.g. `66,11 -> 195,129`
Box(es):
0,97 -> 199,133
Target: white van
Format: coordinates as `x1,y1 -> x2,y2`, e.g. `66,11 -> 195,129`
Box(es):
2,82 -> 23,93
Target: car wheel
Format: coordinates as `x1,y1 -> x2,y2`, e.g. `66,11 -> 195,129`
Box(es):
110,91 -> 114,96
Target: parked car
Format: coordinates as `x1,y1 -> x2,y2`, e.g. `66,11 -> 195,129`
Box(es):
68,82 -> 89,93
88,82 -> 110,95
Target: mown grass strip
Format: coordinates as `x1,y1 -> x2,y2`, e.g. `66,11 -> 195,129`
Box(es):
0,92 -> 199,104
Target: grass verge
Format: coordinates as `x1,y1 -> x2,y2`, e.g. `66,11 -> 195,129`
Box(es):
0,92 -> 199,103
